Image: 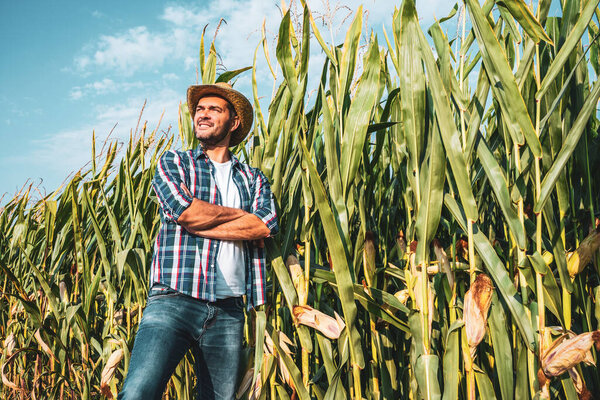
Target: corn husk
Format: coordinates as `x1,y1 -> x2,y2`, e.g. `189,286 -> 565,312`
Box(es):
363,231 -> 376,287
455,238 -> 469,261
407,240 -> 418,276
394,289 -> 410,305
286,255 -> 307,305
59,281 -> 68,303
463,274 -> 494,359
100,348 -> 124,398
567,230 -> 600,279
396,230 -> 407,258
293,305 -> 345,339
541,331 -> 599,377
433,238 -> 454,286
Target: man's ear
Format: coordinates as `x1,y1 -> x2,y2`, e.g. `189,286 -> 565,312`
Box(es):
229,115 -> 241,133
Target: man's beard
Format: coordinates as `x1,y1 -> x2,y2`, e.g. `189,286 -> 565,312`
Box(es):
195,126 -> 231,146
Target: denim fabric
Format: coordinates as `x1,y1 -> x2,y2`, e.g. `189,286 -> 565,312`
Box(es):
118,286 -> 245,400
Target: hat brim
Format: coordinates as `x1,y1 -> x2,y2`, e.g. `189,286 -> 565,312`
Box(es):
187,83 -> 253,147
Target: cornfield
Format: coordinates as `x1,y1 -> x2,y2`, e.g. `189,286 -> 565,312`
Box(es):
2,0 -> 600,398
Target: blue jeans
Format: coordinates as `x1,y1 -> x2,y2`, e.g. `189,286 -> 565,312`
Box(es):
118,286 -> 245,400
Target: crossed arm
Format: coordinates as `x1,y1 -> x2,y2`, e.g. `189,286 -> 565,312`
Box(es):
153,151 -> 277,242
176,185 -> 271,241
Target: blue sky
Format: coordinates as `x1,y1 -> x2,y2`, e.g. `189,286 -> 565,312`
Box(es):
0,0 -> 521,201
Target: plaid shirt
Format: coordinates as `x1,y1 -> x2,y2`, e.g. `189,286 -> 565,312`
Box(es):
150,145 -> 278,308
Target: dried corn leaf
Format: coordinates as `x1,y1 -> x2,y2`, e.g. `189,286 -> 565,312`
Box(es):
1,357 -> 19,391
34,329 -> 57,361
4,333 -> 15,357
236,367 -> 254,399
293,305 -> 345,339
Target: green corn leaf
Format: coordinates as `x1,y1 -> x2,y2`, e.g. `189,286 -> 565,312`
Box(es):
397,0 -> 427,192
340,37 -> 381,196
216,66 -> 252,83
489,294 -> 514,400
497,0 -> 553,43
415,355 -> 441,400
475,369 -> 498,399
536,0 -> 600,99
320,87 -> 347,234
253,310 -> 266,386
276,10 -> 298,93
298,0 -> 337,66
300,139 -> 365,369
415,124 -> 446,265
415,11 -> 479,220
203,42 -> 217,84
534,79 -> 600,213
476,134 -> 526,249
322,364 -> 348,400
337,6 -> 363,109
542,200 -> 573,293
542,261 -> 564,323
465,0 -> 542,156
442,320 -> 462,400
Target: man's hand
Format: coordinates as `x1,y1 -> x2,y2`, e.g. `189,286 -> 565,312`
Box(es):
180,183 -> 193,198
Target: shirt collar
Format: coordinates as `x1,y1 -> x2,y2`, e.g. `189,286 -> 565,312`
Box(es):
193,145 -> 241,169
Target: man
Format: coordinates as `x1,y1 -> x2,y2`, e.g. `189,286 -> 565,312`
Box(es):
119,82 -> 278,400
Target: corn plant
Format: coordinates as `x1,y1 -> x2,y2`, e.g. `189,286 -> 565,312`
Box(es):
2,0 -> 600,399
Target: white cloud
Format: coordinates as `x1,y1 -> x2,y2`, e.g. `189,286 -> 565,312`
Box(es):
74,26 -> 174,74
72,1 -> 450,79
70,89 -> 83,100
17,88 -> 181,186
70,79 -> 145,100
161,5 -> 206,28
162,72 -> 179,81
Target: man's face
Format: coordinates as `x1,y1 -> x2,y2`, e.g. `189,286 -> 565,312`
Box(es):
193,96 -> 239,146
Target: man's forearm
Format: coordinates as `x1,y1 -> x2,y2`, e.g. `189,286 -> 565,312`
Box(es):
187,214 -> 270,241
177,198 -> 247,231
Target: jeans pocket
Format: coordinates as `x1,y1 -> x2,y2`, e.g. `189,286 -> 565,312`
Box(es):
234,296 -> 245,312
147,284 -> 180,303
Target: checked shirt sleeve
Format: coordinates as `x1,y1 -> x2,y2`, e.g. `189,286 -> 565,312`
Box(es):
251,170 -> 279,236
152,150 -> 193,221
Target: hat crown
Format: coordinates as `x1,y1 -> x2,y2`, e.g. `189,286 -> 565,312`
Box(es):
213,82 -> 232,90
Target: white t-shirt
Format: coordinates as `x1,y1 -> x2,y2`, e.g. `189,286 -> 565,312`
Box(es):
212,159 -> 246,298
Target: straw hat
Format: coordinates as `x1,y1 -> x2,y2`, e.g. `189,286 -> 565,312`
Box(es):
187,82 -> 254,147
